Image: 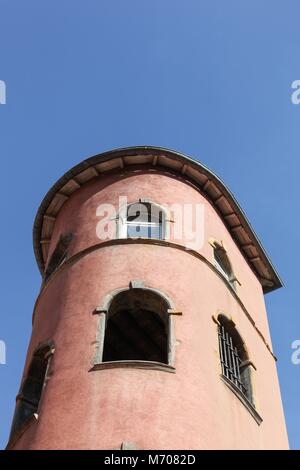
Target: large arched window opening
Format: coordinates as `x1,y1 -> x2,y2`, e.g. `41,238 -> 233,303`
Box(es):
118,201 -> 166,240
102,289 -> 170,365
8,342 -> 54,442
217,315 -> 254,406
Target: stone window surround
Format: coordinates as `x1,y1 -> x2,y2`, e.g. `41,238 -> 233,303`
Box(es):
91,281 -> 180,373
209,238 -> 241,293
212,313 -> 262,425
115,198 -> 172,241
6,340 -> 55,449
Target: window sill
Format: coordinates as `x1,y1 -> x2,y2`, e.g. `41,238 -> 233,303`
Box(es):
220,375 -> 263,425
217,273 -> 237,293
91,360 -> 175,374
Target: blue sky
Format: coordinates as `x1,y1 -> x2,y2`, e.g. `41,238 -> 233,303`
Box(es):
0,0 -> 299,449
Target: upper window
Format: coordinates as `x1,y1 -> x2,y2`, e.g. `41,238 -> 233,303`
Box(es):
119,202 -> 166,240
8,342 -> 54,442
102,288 -> 169,364
213,244 -> 236,290
218,315 -> 254,405
44,233 -> 73,281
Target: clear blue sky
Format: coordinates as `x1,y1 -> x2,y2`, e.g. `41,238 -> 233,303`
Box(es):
0,0 -> 299,450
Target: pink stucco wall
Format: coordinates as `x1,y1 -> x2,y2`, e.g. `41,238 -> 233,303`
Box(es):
10,169 -> 289,449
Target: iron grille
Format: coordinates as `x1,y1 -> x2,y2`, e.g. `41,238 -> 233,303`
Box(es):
218,324 -> 247,396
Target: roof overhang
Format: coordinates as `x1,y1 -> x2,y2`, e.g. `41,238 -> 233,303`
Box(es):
33,146 -> 283,293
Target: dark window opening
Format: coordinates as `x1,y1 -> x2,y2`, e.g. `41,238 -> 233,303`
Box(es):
44,233 -> 73,281
8,343 -> 53,442
214,247 -> 236,290
218,315 -> 253,404
102,289 -> 169,364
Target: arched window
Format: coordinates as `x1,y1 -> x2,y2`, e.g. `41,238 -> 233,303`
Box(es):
44,233 -> 73,281
8,342 -> 54,441
118,202 -> 166,240
218,315 -> 254,405
102,289 -> 170,364
213,244 -> 236,290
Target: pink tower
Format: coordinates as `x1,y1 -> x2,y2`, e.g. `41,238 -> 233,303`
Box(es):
7,147 -> 289,449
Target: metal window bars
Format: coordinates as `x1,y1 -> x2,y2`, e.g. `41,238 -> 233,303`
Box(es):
218,324 -> 247,397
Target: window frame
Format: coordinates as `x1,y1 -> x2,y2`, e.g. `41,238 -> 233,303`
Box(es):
44,233 -> 73,282
218,322 -> 249,398
8,341 -> 55,446
92,286 -> 178,373
117,201 -> 168,241
211,241 -> 238,292
215,314 -> 262,424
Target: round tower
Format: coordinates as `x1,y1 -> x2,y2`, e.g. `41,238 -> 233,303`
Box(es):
7,147 -> 289,450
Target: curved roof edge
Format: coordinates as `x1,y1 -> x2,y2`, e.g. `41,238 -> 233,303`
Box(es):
33,146 -> 283,293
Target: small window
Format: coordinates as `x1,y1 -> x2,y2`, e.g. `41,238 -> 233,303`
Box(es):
218,315 -> 254,405
102,289 -> 169,364
120,202 -> 165,240
8,342 -> 54,441
44,233 -> 73,281
214,246 -> 236,290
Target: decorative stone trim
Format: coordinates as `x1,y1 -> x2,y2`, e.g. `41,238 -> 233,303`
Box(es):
212,314 -> 221,326
31,238 -> 277,361
90,360 -> 176,374
209,237 -> 227,252
240,359 -> 257,371
116,199 -> 171,241
121,441 -> 138,450
167,308 -> 182,315
210,238 -> 241,290
129,280 -> 145,289
92,283 -> 178,368
220,374 -> 263,425
94,307 -> 108,314
95,282 -> 177,314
